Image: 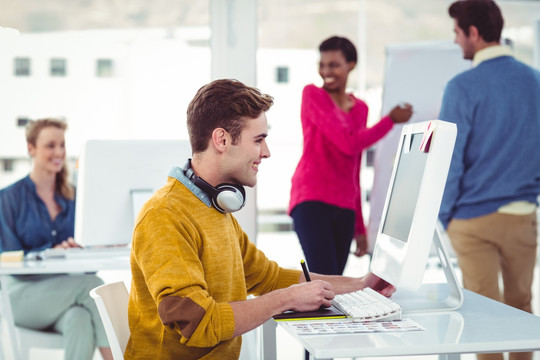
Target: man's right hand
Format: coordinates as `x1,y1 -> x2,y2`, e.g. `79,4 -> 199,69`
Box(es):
285,280 -> 335,312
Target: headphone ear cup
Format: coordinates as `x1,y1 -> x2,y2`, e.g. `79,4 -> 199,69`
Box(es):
213,184 -> 246,213
183,159 -> 246,213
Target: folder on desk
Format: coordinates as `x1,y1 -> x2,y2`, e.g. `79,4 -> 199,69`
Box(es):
273,305 -> 346,321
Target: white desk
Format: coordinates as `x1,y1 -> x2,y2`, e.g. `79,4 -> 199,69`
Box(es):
277,284 -> 540,360
0,256 -> 130,360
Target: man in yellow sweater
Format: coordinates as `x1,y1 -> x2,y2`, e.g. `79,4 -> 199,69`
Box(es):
125,79 -> 394,359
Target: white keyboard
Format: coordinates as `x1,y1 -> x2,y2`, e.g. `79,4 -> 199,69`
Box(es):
331,287 -> 402,321
37,246 -> 131,260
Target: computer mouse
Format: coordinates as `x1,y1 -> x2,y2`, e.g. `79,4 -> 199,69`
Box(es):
25,252 -> 43,261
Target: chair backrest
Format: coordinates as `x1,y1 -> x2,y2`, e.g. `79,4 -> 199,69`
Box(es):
90,281 -> 130,360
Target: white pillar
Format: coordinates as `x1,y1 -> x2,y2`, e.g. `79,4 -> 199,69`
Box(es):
210,0 -> 259,247
210,0 -> 257,85
210,3 -> 263,359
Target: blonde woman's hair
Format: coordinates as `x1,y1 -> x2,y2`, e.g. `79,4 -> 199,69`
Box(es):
26,118 -> 74,200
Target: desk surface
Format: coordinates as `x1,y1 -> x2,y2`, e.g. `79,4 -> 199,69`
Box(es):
0,256 -> 130,275
279,285 -> 540,359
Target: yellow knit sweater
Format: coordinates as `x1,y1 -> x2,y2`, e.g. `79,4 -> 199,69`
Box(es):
125,174 -> 300,359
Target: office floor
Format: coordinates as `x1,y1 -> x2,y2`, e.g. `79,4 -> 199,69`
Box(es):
2,231 -> 539,360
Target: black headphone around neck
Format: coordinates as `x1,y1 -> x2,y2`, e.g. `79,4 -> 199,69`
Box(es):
183,159 -> 246,213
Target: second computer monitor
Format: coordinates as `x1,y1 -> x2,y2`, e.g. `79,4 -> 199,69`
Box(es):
74,139 -> 192,247
370,120 -> 457,290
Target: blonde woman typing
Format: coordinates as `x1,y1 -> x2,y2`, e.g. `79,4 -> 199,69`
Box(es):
0,118 -> 112,360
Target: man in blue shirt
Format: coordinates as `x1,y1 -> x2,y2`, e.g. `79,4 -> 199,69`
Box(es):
439,2 -> 540,360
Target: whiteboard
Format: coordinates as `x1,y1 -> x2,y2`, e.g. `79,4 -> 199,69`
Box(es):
367,41 -> 471,251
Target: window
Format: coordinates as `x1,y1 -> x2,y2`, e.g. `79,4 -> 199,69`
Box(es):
2,159 -> 14,173
17,117 -> 30,127
96,59 -> 114,77
276,66 -> 289,83
50,58 -> 67,76
14,57 -> 31,76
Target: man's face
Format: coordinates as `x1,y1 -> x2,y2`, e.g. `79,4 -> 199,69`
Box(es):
453,19 -> 475,60
224,112 -> 270,188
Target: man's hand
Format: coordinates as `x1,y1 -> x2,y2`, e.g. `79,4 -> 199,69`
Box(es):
230,279 -> 335,337
286,280 -> 335,312
361,273 -> 396,297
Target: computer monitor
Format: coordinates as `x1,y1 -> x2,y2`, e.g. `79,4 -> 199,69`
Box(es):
74,139 -> 192,247
370,120 -> 460,302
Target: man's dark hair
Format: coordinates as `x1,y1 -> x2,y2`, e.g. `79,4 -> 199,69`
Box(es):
319,36 -> 358,63
449,0 -> 503,42
187,79 -> 274,153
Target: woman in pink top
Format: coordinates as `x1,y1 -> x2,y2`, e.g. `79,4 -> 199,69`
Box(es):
289,36 -> 412,275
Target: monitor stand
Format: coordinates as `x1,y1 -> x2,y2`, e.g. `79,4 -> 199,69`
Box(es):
393,223 -> 464,313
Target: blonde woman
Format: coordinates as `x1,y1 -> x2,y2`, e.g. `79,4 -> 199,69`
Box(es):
0,118 -> 113,360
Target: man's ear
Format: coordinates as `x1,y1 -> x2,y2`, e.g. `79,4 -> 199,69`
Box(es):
211,128 -> 228,153
468,25 -> 480,41
27,143 -> 35,157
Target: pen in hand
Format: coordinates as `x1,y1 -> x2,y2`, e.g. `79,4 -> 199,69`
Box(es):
301,259 -> 329,310
301,259 -> 312,282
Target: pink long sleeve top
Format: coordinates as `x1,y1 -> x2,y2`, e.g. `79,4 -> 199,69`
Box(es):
288,84 -> 394,236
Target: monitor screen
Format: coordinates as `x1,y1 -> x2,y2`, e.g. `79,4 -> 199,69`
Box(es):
74,139 -> 192,247
381,133 -> 428,242
370,120 -> 457,290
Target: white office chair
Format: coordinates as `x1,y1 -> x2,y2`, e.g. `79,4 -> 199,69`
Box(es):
89,281 -> 130,360
17,327 -> 64,360
0,325 -> 64,360
1,279 -> 64,360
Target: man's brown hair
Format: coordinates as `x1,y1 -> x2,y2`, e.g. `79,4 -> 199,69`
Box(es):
449,0 -> 503,43
187,79 -> 274,153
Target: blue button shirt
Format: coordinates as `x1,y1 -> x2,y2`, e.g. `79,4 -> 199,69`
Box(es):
0,175 -> 75,254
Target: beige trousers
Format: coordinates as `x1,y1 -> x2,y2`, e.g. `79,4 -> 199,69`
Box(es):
448,211 -> 538,360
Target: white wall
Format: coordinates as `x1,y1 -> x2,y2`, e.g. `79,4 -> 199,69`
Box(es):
256,48 -> 318,211
0,29 -> 211,159
0,28 -> 320,209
